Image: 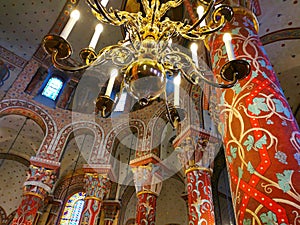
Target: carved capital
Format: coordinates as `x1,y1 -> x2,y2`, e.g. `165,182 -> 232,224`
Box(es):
130,155 -> 163,196
23,164 -> 59,199
83,173 -> 111,201
173,126 -> 220,170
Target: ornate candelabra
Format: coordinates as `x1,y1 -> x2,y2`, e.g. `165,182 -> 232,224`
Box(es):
42,0 -> 250,127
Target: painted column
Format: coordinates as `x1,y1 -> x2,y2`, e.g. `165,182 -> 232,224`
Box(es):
12,158 -> 59,225
186,167 -> 215,225
207,7 -> 300,224
130,154 -> 162,225
102,200 -> 121,225
80,173 -> 111,225
80,165 -> 113,225
174,128 -> 219,225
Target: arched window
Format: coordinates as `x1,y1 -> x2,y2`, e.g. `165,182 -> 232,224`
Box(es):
60,192 -> 86,225
42,77 -> 64,100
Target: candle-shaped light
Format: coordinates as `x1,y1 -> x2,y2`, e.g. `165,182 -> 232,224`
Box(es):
89,23 -> 104,49
105,69 -> 118,97
223,33 -> 236,61
190,43 -> 199,68
174,73 -> 181,107
60,10 -> 80,39
101,0 -> 109,7
197,5 -> 206,27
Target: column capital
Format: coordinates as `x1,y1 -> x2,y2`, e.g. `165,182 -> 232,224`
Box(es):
83,173 -> 111,201
173,126 -> 220,170
130,154 -> 163,196
23,164 -> 59,200
82,164 -> 116,181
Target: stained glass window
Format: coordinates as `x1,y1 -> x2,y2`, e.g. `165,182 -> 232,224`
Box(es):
42,77 -> 63,100
60,192 -> 86,225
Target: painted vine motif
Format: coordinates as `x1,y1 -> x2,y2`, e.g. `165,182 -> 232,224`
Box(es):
186,170 -> 215,225
208,8 -> 300,225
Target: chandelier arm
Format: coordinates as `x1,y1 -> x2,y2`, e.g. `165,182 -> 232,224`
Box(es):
179,16 -> 227,40
86,0 -> 102,15
180,68 -> 237,88
51,51 -> 91,72
186,0 -> 215,32
94,0 -> 116,23
141,0 -> 151,16
113,10 -> 123,22
157,25 -> 176,44
159,0 -> 184,18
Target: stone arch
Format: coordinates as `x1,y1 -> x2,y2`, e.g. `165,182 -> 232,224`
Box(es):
52,121 -> 104,162
0,99 -> 57,160
0,153 -> 30,167
145,103 -> 174,156
102,119 -> 146,164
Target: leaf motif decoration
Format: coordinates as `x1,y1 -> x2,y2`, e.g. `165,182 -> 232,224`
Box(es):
243,135 -> 254,151
238,167 -> 243,179
272,98 -> 291,118
232,83 -> 242,94
260,211 -> 278,225
243,219 -> 251,225
248,97 -> 269,115
254,135 -> 267,149
247,162 -> 255,174
276,170 -> 293,193
230,146 -> 237,159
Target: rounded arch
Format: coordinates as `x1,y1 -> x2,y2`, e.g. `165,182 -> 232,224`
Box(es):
0,99 -> 57,159
0,153 -> 30,167
52,121 -> 104,162
102,119 -> 146,163
145,103 -> 176,157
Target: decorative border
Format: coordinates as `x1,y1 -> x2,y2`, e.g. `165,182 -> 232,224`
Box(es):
260,28 -> 300,45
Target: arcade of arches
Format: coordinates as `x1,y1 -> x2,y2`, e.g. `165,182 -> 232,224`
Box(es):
0,0 -> 299,225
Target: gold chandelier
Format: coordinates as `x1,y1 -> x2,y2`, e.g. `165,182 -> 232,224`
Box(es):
42,0 -> 250,127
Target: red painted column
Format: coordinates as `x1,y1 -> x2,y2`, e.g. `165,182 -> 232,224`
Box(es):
80,173 -> 111,225
174,128 -> 218,225
12,159 -> 59,225
207,7 -> 300,224
186,167 -> 215,225
136,191 -> 158,224
130,155 -> 162,225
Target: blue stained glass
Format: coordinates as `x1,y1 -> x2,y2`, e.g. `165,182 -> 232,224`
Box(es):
42,77 -> 63,100
60,192 -> 86,225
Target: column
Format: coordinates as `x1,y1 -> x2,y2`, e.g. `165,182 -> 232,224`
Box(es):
102,200 -> 121,225
80,165 -> 113,225
174,128 -> 219,225
12,158 -> 59,225
130,154 -> 162,225
207,7 -> 300,224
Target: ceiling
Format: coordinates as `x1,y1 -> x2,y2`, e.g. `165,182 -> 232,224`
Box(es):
0,0 -> 299,121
